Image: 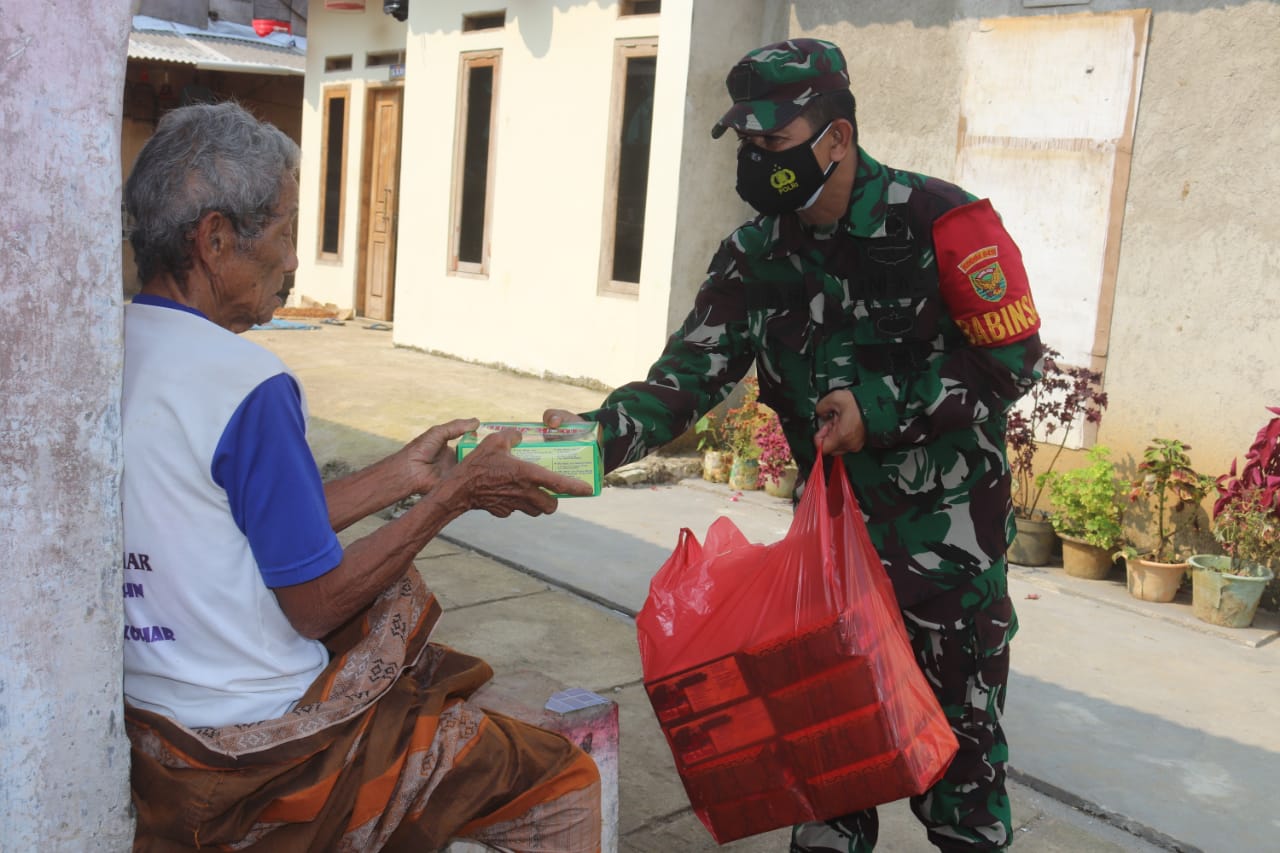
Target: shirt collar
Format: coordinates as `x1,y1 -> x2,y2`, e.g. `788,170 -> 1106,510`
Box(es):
131,293 -> 208,320
842,147 -> 891,238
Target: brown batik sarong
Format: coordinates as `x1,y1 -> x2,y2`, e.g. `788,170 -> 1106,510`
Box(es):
126,571 -> 601,852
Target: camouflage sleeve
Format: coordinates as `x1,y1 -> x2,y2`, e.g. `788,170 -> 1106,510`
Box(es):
853,337 -> 1045,449
852,200 -> 1045,448
579,245 -> 756,472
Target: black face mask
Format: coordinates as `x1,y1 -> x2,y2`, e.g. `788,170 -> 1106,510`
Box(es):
735,122 -> 837,216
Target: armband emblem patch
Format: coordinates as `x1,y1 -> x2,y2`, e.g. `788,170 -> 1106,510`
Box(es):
958,246 -> 1007,303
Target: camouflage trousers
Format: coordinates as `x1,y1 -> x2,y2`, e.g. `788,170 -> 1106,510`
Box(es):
791,565 -> 1017,853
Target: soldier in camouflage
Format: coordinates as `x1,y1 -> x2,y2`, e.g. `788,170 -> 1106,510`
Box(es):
546,38 -> 1044,852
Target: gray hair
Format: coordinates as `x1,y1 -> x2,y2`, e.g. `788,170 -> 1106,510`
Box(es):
124,102 -> 300,287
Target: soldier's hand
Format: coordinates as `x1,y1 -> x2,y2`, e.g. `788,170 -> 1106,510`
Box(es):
815,389 -> 867,455
542,408 -> 588,428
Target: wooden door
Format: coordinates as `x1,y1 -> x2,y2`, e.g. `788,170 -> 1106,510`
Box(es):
361,88 -> 403,321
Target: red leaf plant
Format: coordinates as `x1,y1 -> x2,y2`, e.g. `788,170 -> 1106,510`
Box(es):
1213,406 -> 1280,519
754,413 -> 792,487
1006,347 -> 1108,519
1211,407 -> 1280,571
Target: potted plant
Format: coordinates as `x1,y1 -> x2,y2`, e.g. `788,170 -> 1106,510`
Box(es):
1005,348 -> 1108,566
695,412 -> 731,484
1038,446 -> 1124,579
723,378 -> 771,491
1122,438 -> 1215,602
1189,489 -> 1279,627
1188,408 -> 1280,627
755,412 -> 797,499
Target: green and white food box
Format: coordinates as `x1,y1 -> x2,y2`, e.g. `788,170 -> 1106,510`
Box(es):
456,422 -> 602,497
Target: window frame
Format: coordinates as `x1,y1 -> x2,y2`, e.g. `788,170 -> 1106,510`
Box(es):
462,11 -> 507,32
316,84 -> 350,262
597,37 -> 658,297
449,50 -> 502,277
618,0 -> 661,16
365,50 -> 404,68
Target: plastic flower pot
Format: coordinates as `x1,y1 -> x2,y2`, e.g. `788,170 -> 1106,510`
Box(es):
1188,555 -> 1275,628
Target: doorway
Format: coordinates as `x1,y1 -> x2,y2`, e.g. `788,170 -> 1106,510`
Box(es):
359,86 -> 403,321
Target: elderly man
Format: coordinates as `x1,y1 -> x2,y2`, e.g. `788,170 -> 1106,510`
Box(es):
122,102 -> 600,852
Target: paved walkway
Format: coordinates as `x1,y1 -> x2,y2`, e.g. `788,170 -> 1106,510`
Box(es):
256,321 -> 1279,852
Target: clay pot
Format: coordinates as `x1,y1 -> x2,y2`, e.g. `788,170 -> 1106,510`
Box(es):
1008,516 -> 1055,567
1125,555 -> 1187,603
1059,535 -> 1115,580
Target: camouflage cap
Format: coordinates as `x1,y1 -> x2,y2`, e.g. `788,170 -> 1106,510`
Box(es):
711,38 -> 850,139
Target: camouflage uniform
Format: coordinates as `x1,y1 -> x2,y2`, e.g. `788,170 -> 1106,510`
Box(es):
582,39 -> 1044,852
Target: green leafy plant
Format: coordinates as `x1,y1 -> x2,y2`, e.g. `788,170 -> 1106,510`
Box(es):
1038,446 -> 1124,549
1006,347 -> 1108,519
1125,438 -> 1215,563
694,412 -> 727,453
1210,487 -> 1280,574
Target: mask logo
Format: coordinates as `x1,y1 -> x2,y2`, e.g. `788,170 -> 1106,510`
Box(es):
958,246 -> 1007,302
770,166 -> 799,194
734,121 -> 836,216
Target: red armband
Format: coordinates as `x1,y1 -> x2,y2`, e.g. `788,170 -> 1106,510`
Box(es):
933,198 -> 1040,347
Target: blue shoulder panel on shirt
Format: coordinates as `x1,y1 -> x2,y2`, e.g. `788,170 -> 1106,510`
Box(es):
212,373 -> 344,588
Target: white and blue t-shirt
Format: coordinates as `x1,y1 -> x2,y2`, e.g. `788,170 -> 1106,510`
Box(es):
122,295 -> 343,728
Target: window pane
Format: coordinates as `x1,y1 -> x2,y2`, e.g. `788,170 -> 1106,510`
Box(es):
459,64 -> 494,265
463,12 -> 506,31
611,55 -> 655,284
321,95 -> 345,255
620,0 -> 661,15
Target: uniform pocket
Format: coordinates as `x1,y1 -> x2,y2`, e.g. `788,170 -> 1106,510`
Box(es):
852,297 -> 940,345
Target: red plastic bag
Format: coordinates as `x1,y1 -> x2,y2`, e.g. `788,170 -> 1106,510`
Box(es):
637,456 -> 959,843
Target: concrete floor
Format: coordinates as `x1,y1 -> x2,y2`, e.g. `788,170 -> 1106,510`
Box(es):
259,320 -> 1279,852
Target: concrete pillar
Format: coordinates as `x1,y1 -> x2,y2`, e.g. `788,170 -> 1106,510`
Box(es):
0,1 -> 135,847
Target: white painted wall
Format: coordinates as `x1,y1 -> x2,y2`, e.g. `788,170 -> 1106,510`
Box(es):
668,0 -> 771,331
295,1 -> 721,388
0,1 -> 135,846
768,0 -> 1280,476
1103,0 -> 1280,469
295,3 -> 408,311
391,0 -> 679,388
955,12 -> 1146,372
295,0 -> 1280,477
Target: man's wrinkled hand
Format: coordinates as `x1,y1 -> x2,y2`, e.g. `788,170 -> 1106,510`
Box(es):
401,417 -> 478,494
451,428 -> 592,517
815,389 -> 867,455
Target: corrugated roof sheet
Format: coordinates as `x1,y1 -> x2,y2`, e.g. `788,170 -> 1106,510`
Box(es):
128,27 -> 305,75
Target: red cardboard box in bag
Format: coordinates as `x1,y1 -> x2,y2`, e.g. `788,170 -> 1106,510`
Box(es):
637,457 -> 959,843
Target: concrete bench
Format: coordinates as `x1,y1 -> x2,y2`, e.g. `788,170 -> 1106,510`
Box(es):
446,670 -> 619,853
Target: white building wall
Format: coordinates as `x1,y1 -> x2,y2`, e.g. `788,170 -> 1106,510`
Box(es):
295,3 -> 408,311
295,0 -> 1280,475
765,0 -> 1280,473
392,1 -> 686,388
669,0 -> 772,331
